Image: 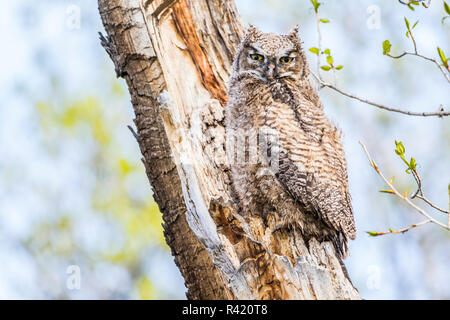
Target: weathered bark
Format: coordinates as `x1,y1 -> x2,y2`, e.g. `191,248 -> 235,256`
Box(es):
98,0 -> 360,300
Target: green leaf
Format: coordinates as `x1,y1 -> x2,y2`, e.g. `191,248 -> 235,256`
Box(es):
321,65 -> 332,71
367,231 -> 381,237
437,47 -> 448,65
310,0 -> 321,13
335,65 -> 344,70
326,55 -> 334,66
309,47 -> 320,55
323,48 -> 331,55
395,140 -> 405,155
406,156 -> 417,174
404,17 -> 411,31
409,157 -> 416,170
382,40 -> 392,55
320,18 -> 330,23
445,1 -> 450,15
412,20 -> 419,29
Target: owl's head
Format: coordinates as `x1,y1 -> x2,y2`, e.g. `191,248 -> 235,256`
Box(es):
232,25 -> 308,83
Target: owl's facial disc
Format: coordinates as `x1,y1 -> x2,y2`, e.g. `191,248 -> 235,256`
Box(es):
265,59 -> 276,80
242,44 -> 300,82
275,50 -> 300,80
242,46 -> 267,82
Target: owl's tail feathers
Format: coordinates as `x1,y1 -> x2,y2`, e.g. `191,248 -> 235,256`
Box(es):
338,204 -> 357,241
344,219 -> 357,241
332,231 -> 349,259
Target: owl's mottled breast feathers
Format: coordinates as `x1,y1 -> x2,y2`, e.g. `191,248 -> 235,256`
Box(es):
225,25 -> 356,258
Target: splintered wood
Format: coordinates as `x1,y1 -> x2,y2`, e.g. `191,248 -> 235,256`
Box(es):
99,0 -> 360,300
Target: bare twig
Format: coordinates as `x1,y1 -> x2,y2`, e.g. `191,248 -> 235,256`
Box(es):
311,72 -> 450,117
369,219 -> 432,236
315,9 -> 323,82
309,3 -> 449,116
410,169 -> 422,198
409,26 -> 418,54
410,169 -> 450,214
387,6 -> 450,83
360,141 -> 450,232
415,195 -> 450,214
448,186 -> 450,227
387,51 -> 450,84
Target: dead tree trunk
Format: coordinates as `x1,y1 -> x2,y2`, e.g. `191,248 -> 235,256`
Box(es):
98,0 -> 360,300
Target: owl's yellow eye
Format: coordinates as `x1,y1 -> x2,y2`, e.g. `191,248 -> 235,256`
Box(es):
250,54 -> 264,61
280,57 -> 294,63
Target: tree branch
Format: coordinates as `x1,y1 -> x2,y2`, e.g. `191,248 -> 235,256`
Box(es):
311,72 -> 449,117
410,169 -> 449,215
368,219 -> 432,237
398,0 -> 431,8
360,141 -> 450,233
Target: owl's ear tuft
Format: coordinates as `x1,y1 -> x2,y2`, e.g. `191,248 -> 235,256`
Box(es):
287,25 -> 299,41
245,24 -> 262,39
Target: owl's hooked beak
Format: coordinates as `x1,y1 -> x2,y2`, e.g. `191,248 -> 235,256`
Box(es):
265,60 -> 277,81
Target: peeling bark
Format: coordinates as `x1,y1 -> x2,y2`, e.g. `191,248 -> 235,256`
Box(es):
98,0 -> 360,300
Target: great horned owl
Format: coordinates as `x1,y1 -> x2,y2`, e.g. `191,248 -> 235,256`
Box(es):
225,25 -> 356,258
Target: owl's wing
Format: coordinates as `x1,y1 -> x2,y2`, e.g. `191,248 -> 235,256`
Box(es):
275,150 -> 357,241
262,80 -> 356,241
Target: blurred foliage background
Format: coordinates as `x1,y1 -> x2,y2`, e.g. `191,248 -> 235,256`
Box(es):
0,0 -> 449,299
